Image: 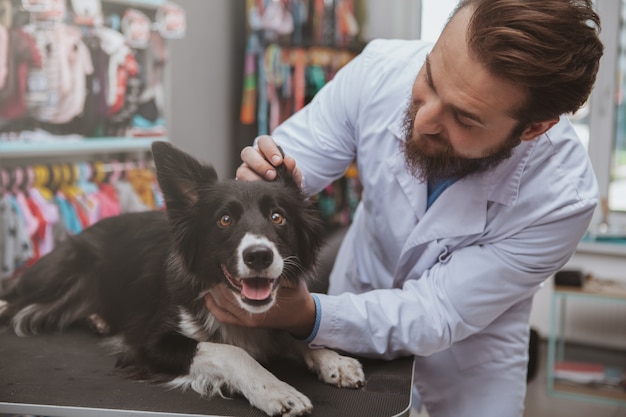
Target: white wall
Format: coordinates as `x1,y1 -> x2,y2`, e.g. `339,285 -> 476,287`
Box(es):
166,0 -> 237,180
362,0 -> 421,40
419,0 -> 457,42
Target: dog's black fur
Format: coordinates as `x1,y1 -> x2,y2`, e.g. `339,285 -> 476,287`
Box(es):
0,142 -> 364,417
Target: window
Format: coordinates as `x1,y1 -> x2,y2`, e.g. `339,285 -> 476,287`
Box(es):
588,0 -> 626,232
609,1 -> 626,212
420,0 -> 457,42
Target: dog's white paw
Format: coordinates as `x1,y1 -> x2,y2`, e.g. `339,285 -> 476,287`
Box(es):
0,300 -> 8,317
186,342 -> 312,416
247,379 -> 312,417
303,348 -> 365,388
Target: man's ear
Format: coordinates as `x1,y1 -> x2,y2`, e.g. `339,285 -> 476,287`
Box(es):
519,118 -> 560,142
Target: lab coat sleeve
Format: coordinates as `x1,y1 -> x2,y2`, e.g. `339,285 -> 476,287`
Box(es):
309,197 -> 596,359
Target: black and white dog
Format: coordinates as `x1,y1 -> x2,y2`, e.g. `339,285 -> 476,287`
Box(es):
0,141 -> 364,417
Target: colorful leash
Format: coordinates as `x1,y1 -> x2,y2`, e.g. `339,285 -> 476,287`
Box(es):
264,43 -> 283,133
257,42 -> 268,135
240,33 -> 260,125
293,48 -> 306,112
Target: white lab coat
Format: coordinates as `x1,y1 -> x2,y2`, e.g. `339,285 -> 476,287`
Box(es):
271,39 -> 598,417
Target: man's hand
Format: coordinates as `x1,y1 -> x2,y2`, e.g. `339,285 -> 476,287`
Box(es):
204,279 -> 317,340
237,135 -> 303,185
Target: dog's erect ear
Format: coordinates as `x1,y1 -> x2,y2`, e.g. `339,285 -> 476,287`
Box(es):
272,146 -> 300,190
151,141 -> 218,208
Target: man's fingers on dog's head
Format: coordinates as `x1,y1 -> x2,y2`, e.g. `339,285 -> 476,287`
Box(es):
256,135 -> 283,166
240,146 -> 277,180
236,164 -> 263,181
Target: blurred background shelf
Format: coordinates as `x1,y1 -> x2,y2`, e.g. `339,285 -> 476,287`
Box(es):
0,138 -> 166,159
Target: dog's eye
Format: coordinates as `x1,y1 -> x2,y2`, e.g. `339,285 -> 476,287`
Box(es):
218,215 -> 233,227
270,212 -> 285,225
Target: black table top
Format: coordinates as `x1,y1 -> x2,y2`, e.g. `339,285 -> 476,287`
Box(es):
0,326 -> 413,417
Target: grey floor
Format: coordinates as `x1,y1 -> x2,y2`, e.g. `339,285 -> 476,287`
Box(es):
412,340 -> 626,417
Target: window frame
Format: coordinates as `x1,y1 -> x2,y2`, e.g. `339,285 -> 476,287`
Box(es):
588,0 -> 626,230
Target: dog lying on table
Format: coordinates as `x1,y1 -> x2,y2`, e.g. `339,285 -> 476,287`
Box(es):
0,141 -> 365,417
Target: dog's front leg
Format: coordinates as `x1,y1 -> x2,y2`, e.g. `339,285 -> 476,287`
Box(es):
169,342 -> 312,417
296,344 -> 366,388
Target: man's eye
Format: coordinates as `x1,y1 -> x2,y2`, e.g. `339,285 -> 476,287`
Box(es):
453,113 -> 473,129
218,215 -> 233,227
423,69 -> 434,90
270,212 -> 286,225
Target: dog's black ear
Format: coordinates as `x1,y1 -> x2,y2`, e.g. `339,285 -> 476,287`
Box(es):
151,141 -> 218,209
272,146 -> 300,190
273,163 -> 298,188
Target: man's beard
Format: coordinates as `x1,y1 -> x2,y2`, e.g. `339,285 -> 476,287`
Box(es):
401,101 -> 524,182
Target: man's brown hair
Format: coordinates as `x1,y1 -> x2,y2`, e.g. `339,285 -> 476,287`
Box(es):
454,0 -> 604,123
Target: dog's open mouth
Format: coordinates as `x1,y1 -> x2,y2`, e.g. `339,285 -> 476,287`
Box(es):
221,264 -> 279,302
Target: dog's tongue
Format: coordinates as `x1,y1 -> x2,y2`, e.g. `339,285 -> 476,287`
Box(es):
241,278 -> 272,301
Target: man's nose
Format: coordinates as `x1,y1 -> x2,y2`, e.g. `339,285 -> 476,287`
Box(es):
414,99 -> 444,135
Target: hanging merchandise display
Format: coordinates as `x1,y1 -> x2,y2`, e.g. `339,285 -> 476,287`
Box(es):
21,22 -> 94,125
0,25 -> 42,121
121,8 -> 150,49
240,0 -> 366,135
28,0 -> 66,23
1,0 -> 182,281
0,0 -> 185,141
20,0 -> 53,14
0,157 -> 163,281
239,0 -> 365,230
70,0 -> 104,27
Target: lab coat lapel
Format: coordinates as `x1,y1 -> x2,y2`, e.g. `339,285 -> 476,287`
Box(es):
386,145 -> 490,280
392,174 -> 490,286
386,150 -> 429,219
386,119 -> 491,246
403,175 -> 490,249
386,111 -> 535,283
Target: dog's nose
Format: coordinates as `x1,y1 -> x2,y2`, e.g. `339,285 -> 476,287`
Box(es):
243,245 -> 274,271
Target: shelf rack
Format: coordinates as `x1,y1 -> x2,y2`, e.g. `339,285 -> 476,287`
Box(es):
547,284 -> 626,406
0,137 -> 166,158
101,0 -> 166,8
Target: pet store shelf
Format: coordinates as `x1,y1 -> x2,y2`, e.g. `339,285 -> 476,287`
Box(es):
547,285 -> 626,407
0,137 -> 167,158
103,0 -> 166,8
577,240 -> 626,257
552,382 -> 626,404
